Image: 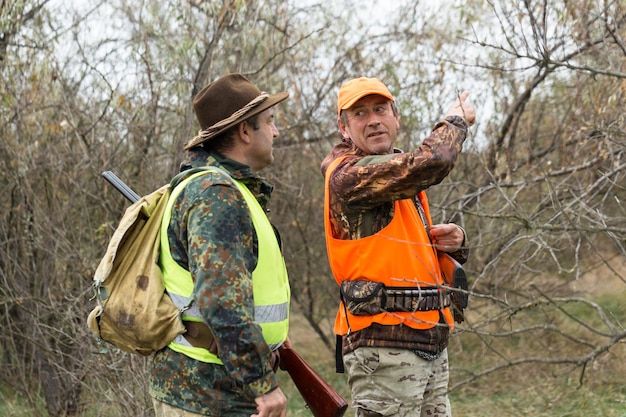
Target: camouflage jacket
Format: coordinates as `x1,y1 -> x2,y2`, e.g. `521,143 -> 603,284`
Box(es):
150,148 -> 279,415
320,115 -> 469,356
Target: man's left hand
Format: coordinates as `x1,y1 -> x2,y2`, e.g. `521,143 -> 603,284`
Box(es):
430,223 -> 464,252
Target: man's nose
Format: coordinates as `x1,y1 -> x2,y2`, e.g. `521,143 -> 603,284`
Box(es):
366,111 -> 381,125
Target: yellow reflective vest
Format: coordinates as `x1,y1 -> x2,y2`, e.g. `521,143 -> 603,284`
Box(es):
159,168 -> 290,364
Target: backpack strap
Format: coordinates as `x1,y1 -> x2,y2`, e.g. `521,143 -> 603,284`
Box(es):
169,166 -> 231,190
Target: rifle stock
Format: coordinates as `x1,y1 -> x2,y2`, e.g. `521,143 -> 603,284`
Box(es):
279,346 -> 348,417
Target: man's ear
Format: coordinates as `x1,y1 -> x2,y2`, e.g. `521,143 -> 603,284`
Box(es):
338,117 -> 350,140
237,121 -> 252,144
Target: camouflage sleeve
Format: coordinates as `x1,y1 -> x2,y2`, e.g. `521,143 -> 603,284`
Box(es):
183,179 -> 278,398
448,225 -> 469,264
333,116 -> 468,208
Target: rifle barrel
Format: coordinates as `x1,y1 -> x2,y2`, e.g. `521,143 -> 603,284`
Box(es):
102,171 -> 141,203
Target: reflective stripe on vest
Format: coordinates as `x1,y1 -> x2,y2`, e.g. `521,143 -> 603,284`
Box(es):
324,157 -> 454,334
160,167 -> 290,364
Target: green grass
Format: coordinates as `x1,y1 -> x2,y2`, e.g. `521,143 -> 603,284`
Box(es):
0,385 -> 46,417
451,381 -> 626,417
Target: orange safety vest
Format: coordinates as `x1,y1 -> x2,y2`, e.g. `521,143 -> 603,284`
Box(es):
324,157 -> 454,334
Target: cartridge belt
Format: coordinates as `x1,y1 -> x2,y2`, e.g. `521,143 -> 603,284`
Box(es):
340,280 -> 451,316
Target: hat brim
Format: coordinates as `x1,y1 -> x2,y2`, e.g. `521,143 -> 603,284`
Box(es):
184,91 -> 289,150
338,90 -> 395,117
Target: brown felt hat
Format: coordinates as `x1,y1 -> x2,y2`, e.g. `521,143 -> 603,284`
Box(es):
184,73 -> 289,150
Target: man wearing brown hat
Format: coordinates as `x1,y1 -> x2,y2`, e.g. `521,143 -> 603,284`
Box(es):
150,73 -> 291,417
321,77 -> 476,417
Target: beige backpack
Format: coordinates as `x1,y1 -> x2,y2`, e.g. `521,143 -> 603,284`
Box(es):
87,183 -> 186,356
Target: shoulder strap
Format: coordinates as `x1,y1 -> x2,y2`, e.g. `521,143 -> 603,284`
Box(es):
169,165 -> 232,190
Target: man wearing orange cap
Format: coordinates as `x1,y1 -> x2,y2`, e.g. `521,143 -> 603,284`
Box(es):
321,77 -> 476,417
150,73 -> 291,417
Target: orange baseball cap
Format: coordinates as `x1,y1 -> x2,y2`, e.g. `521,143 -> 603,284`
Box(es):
337,77 -> 395,117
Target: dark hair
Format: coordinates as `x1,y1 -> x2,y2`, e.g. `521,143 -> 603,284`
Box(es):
201,114 -> 261,153
246,113 -> 260,130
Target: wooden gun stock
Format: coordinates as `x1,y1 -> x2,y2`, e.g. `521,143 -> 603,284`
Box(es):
279,346 -> 348,417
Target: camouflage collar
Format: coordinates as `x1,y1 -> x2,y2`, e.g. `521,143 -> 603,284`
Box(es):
180,147 -> 274,204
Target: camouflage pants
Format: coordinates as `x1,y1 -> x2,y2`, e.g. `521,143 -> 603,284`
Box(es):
152,399 -> 205,417
343,347 -> 451,417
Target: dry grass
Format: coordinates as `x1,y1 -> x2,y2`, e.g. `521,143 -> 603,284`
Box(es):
282,265 -> 626,417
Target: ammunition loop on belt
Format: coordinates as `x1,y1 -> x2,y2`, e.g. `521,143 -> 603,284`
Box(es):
340,280 -> 451,316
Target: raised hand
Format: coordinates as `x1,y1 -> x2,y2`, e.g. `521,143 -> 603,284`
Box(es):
445,91 -> 476,126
